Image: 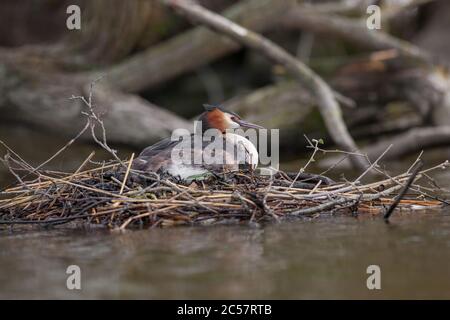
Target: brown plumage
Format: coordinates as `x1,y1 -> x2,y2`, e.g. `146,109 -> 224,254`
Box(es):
205,108 -> 227,133
132,104 -> 263,179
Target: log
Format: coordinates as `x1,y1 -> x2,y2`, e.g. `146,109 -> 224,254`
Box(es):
0,62 -> 190,147
282,5 -> 434,66
103,0 -> 290,92
365,126 -> 450,160
7,0 -> 237,70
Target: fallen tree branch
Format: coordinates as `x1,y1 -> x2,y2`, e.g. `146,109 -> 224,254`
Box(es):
0,60 -> 190,146
300,0 -> 378,15
365,126 -> 450,160
161,0 -> 367,170
283,5 -> 436,66
382,0 -> 438,21
104,0 -> 290,92
96,0 -> 441,93
302,0 -> 436,18
350,115 -> 423,139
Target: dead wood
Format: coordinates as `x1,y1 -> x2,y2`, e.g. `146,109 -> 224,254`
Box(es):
365,126 -> 450,160
103,0 -> 289,92
160,0 -> 367,170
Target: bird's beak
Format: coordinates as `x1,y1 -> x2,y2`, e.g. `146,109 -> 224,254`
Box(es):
236,119 -> 264,129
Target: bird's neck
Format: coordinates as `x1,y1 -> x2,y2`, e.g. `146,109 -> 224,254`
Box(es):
224,132 -> 259,168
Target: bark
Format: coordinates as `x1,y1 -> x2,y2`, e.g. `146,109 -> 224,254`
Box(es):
3,0 -> 156,69
282,5 -> 435,66
5,0 -> 237,70
350,116 -> 423,139
332,57 -> 450,126
60,0 -> 156,66
365,126 -> 450,160
0,58 -> 190,147
103,0 -> 290,92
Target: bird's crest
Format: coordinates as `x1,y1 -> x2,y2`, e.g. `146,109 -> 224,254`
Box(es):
203,104 -> 240,118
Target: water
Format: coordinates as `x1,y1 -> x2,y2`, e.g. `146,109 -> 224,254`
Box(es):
1,126 -> 450,299
1,212 -> 450,299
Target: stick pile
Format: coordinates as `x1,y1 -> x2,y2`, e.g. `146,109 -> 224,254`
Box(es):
0,158 -> 447,230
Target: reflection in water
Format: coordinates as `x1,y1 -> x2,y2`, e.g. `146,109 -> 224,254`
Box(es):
1,213 -> 450,299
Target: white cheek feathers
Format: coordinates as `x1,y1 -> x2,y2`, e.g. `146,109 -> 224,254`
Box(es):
223,113 -> 240,129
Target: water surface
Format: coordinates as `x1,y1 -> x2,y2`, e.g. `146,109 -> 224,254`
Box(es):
1,212 -> 449,299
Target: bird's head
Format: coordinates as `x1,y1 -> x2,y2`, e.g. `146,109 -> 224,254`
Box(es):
199,104 -> 264,133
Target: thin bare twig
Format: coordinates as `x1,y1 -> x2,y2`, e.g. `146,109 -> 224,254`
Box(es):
120,153 -> 135,195
384,160 -> 424,220
354,144 -> 393,184
289,136 -> 321,188
70,76 -> 126,167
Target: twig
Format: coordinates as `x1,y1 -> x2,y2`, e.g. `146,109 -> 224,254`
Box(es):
308,180 -> 322,195
32,122 -> 90,176
354,144 -> 393,184
120,153 -> 135,195
289,136 -> 320,188
70,76 -> 126,167
407,151 -> 424,174
384,160 -> 424,221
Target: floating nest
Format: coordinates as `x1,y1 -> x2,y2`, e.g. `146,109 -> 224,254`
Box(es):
0,157 -> 448,230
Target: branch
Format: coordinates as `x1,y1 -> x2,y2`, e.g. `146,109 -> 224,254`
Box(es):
365,126 -> 450,160
301,0 -> 436,17
161,0 -> 367,170
283,5 -> 436,66
0,59 -> 190,147
384,160 -> 424,221
350,116 -> 423,139
300,0 -> 378,15
103,0 -> 289,92
83,84 -> 191,146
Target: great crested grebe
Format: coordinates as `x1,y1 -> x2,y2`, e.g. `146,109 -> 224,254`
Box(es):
132,105 -> 264,180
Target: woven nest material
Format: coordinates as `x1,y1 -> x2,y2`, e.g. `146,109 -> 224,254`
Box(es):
0,159 -> 448,230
